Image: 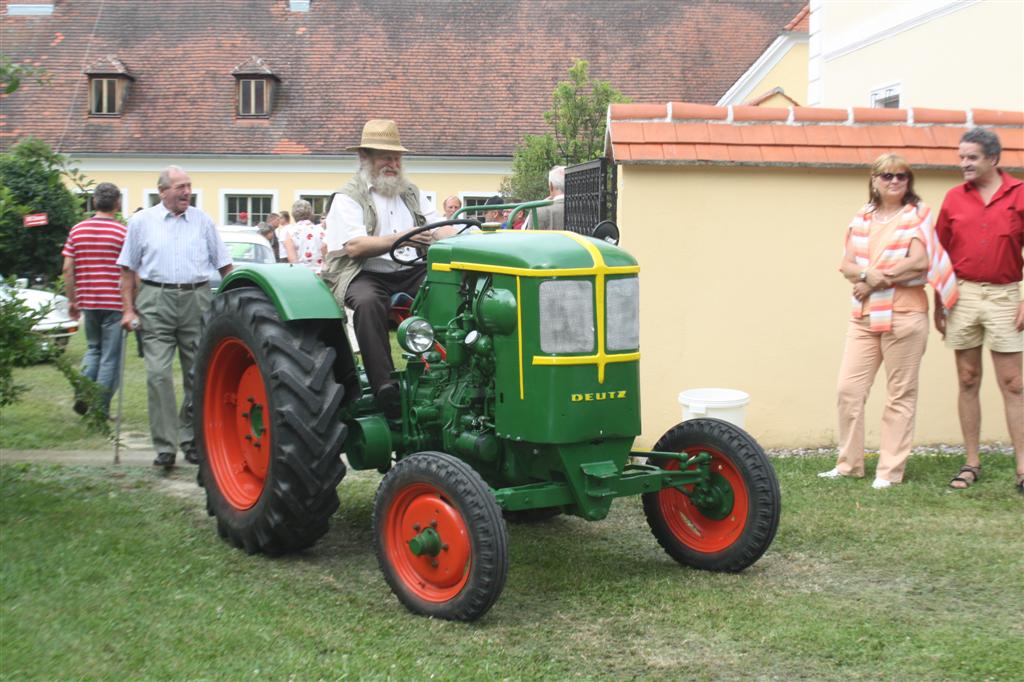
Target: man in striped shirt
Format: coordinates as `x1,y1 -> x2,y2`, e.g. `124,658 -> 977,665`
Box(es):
118,166 -> 233,469
62,182 -> 127,416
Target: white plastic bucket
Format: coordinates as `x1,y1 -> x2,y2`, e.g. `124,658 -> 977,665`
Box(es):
678,388 -> 750,428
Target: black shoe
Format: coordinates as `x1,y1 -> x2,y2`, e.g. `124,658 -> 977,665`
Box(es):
375,382 -> 401,418
73,399 -> 88,416
153,452 -> 175,468
184,450 -> 200,465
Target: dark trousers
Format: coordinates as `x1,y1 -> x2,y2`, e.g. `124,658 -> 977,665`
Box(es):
344,267 -> 426,393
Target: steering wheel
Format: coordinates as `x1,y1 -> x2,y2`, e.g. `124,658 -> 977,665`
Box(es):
389,218 -> 482,265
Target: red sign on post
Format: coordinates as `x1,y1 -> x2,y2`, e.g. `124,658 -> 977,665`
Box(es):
23,213 -> 49,228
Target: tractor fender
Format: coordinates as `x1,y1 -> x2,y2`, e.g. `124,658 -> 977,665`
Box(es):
218,264 -> 343,321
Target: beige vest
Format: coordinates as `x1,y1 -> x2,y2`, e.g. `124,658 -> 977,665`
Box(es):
322,175 -> 426,307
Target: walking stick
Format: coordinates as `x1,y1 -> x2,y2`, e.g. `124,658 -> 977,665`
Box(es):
113,320 -> 138,465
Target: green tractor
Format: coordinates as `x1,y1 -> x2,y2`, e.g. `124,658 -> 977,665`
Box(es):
193,221 -> 781,621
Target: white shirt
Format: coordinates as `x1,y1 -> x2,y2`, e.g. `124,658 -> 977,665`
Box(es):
117,203 -> 231,284
325,186 -> 440,269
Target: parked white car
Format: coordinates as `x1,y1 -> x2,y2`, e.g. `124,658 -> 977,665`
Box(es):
0,283 -> 78,354
211,227 -> 277,291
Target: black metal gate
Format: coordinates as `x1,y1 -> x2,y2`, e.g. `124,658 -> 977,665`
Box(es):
564,157 -> 617,234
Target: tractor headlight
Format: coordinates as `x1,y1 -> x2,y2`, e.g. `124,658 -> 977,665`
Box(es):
539,280 -> 594,354
606,277 -> 639,350
397,317 -> 435,354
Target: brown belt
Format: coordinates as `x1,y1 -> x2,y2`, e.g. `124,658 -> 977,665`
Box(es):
141,279 -> 208,290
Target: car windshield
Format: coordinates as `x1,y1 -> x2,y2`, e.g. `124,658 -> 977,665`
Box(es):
227,241 -> 275,264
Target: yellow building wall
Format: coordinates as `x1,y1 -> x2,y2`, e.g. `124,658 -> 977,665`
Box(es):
72,161 -> 505,223
619,164 -> 1011,449
744,42 -> 808,105
818,1 -> 1024,110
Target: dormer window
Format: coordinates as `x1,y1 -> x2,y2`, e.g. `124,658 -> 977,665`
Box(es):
85,56 -> 134,116
238,79 -> 269,116
232,56 -> 279,118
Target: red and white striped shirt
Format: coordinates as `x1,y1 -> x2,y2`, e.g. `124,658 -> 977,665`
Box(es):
62,216 -> 127,310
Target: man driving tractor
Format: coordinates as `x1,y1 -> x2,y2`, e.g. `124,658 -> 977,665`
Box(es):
322,119 -> 458,408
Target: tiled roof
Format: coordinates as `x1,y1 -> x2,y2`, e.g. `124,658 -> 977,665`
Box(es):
784,5 -> 809,33
607,103 -> 1024,169
0,0 -> 804,157
231,56 -> 279,79
84,55 -> 134,79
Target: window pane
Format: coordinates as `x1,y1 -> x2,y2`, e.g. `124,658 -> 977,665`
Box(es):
239,80 -> 252,115
91,79 -> 102,113
606,277 -> 639,351
300,194 -> 330,217
254,80 -> 265,115
539,280 -> 594,354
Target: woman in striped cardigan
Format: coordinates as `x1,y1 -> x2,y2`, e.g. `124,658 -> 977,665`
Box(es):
819,154 -> 958,489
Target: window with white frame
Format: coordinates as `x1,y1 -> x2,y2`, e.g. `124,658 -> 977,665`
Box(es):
238,78 -> 270,116
298,193 -> 332,220
146,192 -> 197,208
460,193 -> 496,221
90,77 -> 121,115
870,84 -> 901,109
226,194 -> 272,226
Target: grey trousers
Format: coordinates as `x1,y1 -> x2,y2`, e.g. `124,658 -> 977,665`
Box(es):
135,283 -> 212,456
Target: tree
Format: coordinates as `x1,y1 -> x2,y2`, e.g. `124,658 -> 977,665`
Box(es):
501,60 -> 630,201
0,137 -> 87,281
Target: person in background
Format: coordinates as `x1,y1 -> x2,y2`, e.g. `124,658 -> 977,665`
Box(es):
529,165 -> 566,230
820,154 -> 958,489
483,195 -> 508,228
933,128 -> 1024,493
442,195 -> 462,219
62,181 -> 127,416
257,221 -> 279,258
285,199 -> 326,274
117,165 -> 233,469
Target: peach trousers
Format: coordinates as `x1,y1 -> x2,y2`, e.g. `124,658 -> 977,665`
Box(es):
835,312 -> 929,482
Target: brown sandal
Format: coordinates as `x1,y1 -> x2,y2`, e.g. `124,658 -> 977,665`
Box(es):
1016,473 -> 1024,495
949,464 -> 981,490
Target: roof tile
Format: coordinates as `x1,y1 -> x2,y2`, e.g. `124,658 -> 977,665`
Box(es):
913,108 -> 966,124
662,143 -> 698,161
672,122 -> 712,144
610,102 -> 1023,170
739,125 -> 776,145
732,105 -> 789,122
629,144 -> 665,161
610,103 -> 668,120
695,144 -> 731,161
642,122 -> 678,143
706,124 -> 744,144
972,109 -> 1024,126
792,107 -> 847,123
727,145 -> 763,162
852,108 -> 908,123
671,102 -> 728,121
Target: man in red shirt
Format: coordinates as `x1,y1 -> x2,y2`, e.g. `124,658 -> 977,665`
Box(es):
934,128 -> 1024,493
62,182 -> 128,417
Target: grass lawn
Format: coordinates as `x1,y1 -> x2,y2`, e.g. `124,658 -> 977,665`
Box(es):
2,453 -> 1022,680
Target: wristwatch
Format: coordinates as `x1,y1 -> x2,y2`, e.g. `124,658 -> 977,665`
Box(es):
858,271 -> 868,282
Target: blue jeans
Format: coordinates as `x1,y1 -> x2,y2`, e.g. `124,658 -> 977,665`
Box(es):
81,308 -> 124,413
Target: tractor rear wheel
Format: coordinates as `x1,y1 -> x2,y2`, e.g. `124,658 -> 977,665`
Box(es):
194,287 -> 348,555
642,418 -> 780,572
374,452 -> 508,621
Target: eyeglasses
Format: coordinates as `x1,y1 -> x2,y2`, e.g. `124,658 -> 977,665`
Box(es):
875,172 -> 908,182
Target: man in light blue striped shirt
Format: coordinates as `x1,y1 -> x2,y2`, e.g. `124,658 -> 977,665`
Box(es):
117,166 -> 232,469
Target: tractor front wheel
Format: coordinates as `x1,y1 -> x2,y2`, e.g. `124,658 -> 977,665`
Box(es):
374,452 -> 508,621
194,287 -> 348,555
642,418 -> 780,572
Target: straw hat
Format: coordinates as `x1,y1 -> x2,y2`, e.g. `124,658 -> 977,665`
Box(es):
346,119 -> 410,153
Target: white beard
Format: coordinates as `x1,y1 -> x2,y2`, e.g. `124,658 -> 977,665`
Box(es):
360,163 -> 405,198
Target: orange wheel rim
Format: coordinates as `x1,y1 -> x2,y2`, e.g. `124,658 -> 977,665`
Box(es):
658,446 -> 749,552
384,483 -> 472,602
203,338 -> 271,510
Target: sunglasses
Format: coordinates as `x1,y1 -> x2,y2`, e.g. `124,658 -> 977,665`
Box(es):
875,172 -> 909,182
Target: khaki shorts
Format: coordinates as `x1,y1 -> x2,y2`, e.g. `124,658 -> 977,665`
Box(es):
945,280 -> 1023,352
